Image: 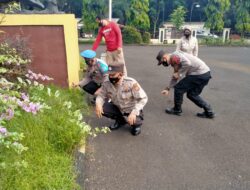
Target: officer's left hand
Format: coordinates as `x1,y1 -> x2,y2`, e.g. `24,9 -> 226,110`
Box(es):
128,112 -> 136,125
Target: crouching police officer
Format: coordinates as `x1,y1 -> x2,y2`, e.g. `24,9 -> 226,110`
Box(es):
156,50 -> 215,119
78,49 -> 109,97
95,63 -> 148,136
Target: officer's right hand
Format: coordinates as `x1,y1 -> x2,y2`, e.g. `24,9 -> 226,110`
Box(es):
161,90 -> 169,96
95,104 -> 103,118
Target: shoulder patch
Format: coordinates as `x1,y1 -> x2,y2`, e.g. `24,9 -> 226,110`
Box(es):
170,55 -> 181,65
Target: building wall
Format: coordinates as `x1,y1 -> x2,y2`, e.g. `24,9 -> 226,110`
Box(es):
0,14 -> 80,87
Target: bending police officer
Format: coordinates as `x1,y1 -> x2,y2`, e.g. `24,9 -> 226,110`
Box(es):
78,50 -> 108,97
156,50 -> 215,119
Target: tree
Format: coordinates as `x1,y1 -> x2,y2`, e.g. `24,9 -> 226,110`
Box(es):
59,0 -> 83,17
128,0 -> 150,31
112,0 -> 130,25
149,0 -> 164,38
170,6 -> 186,31
82,0 -> 108,33
205,0 -> 231,32
235,0 -> 250,37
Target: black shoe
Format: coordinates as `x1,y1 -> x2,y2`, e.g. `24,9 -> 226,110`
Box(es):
109,121 -> 123,130
197,111 -> 215,119
165,107 -> 182,116
131,126 -> 141,136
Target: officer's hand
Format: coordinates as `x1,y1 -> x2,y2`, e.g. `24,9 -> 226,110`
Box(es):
95,104 -> 103,118
117,48 -> 122,54
128,112 -> 136,125
161,90 -> 169,96
172,72 -> 179,80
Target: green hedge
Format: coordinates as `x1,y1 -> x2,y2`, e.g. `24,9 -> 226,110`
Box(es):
122,26 -> 142,44
142,31 -> 151,44
199,37 -> 250,46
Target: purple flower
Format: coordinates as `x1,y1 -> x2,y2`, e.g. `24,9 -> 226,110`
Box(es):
6,108 -> 14,120
21,93 -> 29,101
0,127 -> 7,135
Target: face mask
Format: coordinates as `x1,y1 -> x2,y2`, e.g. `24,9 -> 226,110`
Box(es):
85,60 -> 91,65
184,33 -> 191,38
162,61 -> 169,67
99,21 -> 104,27
109,76 -> 120,85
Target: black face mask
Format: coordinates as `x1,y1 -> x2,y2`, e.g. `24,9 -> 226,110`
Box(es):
184,33 -> 191,38
85,59 -> 93,66
162,61 -> 169,67
109,76 -> 120,85
99,21 -> 104,27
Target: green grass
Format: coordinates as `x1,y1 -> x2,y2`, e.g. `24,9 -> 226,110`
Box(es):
0,86 -> 90,190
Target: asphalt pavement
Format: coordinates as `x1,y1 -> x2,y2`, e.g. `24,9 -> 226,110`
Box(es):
79,45 -> 250,190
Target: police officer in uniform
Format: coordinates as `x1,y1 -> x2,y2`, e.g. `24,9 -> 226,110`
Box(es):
95,63 -> 148,136
78,49 -> 108,96
156,50 -> 215,119
176,27 -> 199,56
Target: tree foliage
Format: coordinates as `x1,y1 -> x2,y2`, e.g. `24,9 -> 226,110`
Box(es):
112,0 -> 130,25
170,6 -> 187,31
82,0 -> 108,33
149,0 -> 164,38
205,0 -> 231,31
128,0 -> 150,31
234,0 -> 250,37
56,0 -> 83,17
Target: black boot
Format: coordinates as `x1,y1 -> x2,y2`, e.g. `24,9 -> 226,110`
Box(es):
165,106 -> 182,116
131,125 -> 141,136
197,105 -> 215,119
109,120 -> 126,130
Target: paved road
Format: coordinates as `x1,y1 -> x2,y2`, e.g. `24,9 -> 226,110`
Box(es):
79,45 -> 250,190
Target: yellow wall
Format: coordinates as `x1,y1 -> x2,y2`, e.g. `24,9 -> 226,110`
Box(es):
0,14 -> 80,87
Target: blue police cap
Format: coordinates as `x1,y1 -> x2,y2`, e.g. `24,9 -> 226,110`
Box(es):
80,50 -> 96,59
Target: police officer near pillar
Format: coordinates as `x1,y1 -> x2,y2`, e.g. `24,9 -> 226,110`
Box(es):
156,50 -> 215,119
78,49 -> 108,96
95,63 -> 148,136
176,27 -> 199,56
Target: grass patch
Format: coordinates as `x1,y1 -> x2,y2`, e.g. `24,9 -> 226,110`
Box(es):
0,85 -> 90,190
199,38 -> 250,46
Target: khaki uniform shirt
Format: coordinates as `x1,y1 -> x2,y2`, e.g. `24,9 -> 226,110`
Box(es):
168,51 -> 210,88
96,77 -> 148,115
79,58 -> 108,87
176,36 -> 198,56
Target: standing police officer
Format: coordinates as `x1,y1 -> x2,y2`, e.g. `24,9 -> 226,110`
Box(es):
156,50 -> 215,119
78,49 -> 108,96
95,63 -> 148,136
176,27 -> 199,56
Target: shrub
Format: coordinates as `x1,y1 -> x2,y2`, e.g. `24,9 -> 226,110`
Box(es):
0,35 -> 109,190
122,26 -> 142,44
141,31 -> 151,44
